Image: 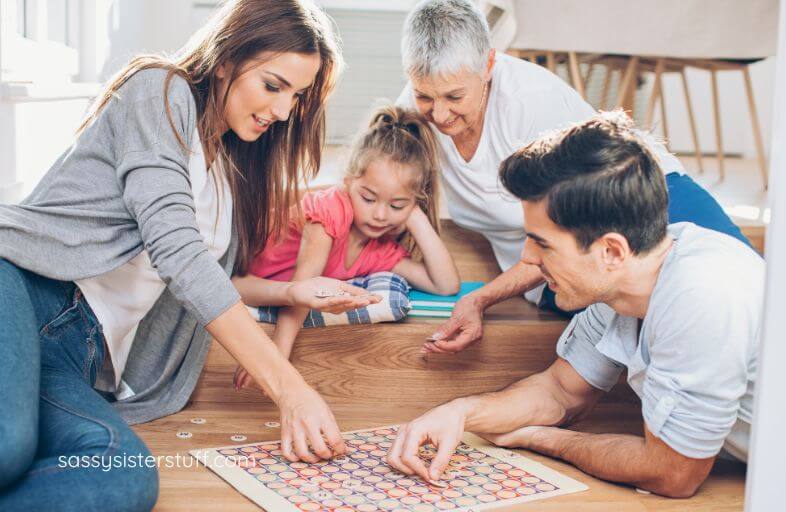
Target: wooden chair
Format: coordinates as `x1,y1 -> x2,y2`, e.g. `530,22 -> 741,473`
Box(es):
509,51 -> 770,189
678,58 -> 769,188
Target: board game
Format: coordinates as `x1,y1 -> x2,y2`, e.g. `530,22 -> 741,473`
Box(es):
191,425 -> 587,511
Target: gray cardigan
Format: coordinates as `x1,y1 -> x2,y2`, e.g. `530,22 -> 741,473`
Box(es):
0,68 -> 240,424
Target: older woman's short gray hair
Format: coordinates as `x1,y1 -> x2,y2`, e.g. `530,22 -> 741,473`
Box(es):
402,0 -> 492,78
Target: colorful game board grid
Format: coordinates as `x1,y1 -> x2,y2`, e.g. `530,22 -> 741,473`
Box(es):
215,427 -> 561,511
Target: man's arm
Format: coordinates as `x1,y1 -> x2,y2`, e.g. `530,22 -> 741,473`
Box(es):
386,358 -> 603,481
424,261 -> 544,353
484,424 -> 715,498
463,358 -> 602,432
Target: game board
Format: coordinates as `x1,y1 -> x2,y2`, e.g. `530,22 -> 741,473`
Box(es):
191,425 -> 587,511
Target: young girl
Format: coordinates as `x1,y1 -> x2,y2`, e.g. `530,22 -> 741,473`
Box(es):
233,105 -> 461,387
0,1 -> 366,508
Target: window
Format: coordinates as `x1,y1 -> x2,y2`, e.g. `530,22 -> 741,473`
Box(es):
1,0 -> 81,82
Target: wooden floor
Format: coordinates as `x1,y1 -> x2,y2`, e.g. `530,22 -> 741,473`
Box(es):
134,221 -> 748,511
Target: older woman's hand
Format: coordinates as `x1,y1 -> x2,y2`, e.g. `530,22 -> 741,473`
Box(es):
422,293 -> 484,354
287,276 -> 381,314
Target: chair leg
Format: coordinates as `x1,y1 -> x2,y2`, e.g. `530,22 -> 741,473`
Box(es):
710,68 -> 725,181
681,68 -> 704,173
615,57 -> 640,115
600,67 -> 613,111
568,52 -> 586,98
657,71 -> 670,149
584,62 -> 595,88
546,51 -> 556,73
742,66 -> 769,189
645,59 -> 665,129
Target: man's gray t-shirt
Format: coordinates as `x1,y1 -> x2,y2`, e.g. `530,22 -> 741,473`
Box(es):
557,223 -> 762,461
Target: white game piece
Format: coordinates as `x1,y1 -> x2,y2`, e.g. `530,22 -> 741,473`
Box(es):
264,421 -> 280,428
231,434 -> 247,442
635,488 -> 652,495
314,289 -> 350,298
190,418 -> 207,424
176,431 -> 193,439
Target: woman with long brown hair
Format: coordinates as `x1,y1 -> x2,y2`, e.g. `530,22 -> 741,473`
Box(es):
0,1 -> 370,509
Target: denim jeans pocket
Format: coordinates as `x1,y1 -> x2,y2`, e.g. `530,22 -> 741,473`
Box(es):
39,286 -> 83,337
40,288 -> 104,384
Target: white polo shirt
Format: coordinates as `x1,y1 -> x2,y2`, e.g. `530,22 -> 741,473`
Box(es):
398,53 -> 684,303
556,223 -> 762,461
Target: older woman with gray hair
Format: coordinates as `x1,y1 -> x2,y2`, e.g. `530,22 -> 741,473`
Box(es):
397,0 -> 751,353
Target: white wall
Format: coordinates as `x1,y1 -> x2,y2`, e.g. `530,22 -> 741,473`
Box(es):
0,95 -> 92,202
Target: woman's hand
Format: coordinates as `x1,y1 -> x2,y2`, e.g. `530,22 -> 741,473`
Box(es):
277,381 -> 347,463
287,276 -> 381,314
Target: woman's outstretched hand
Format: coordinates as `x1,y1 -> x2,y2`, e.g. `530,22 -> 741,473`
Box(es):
277,381 -> 347,463
287,276 -> 381,314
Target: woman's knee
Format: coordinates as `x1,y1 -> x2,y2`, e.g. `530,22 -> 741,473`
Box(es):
0,422 -> 37,489
105,432 -> 159,511
118,462 -> 159,512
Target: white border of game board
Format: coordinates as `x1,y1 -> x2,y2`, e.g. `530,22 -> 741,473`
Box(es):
190,426 -> 588,511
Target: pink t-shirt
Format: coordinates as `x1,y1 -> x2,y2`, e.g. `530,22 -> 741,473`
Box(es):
249,186 -> 410,282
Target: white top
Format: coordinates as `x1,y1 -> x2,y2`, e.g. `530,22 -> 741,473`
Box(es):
557,223 -> 762,461
78,131 -> 233,392
398,53 -> 685,303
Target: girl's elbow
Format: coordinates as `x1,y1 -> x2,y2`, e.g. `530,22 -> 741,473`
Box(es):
439,278 -> 461,296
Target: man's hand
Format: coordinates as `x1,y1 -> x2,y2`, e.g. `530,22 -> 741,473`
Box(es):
386,400 -> 470,482
277,381 -> 347,463
423,294 -> 484,354
287,277 -> 380,314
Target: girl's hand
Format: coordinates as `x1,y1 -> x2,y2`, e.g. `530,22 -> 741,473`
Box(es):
405,205 -> 430,231
389,206 -> 427,237
287,276 -> 381,314
233,366 -> 258,391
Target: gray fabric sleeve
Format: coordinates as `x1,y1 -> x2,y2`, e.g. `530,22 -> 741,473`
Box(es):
112,70 -> 240,326
556,304 -> 624,392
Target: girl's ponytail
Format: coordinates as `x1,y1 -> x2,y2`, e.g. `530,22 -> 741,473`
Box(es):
346,104 -> 442,261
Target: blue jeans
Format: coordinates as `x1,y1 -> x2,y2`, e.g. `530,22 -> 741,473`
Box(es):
539,172 -> 752,315
0,260 -> 158,511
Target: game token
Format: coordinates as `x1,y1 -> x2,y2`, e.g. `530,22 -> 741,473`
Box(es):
230,434 -> 247,442
190,418 -> 207,424
635,488 -> 652,495
314,290 -> 349,298
265,421 -> 281,428
176,431 -> 192,439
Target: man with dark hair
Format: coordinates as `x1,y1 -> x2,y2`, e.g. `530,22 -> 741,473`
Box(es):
387,113 -> 762,498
